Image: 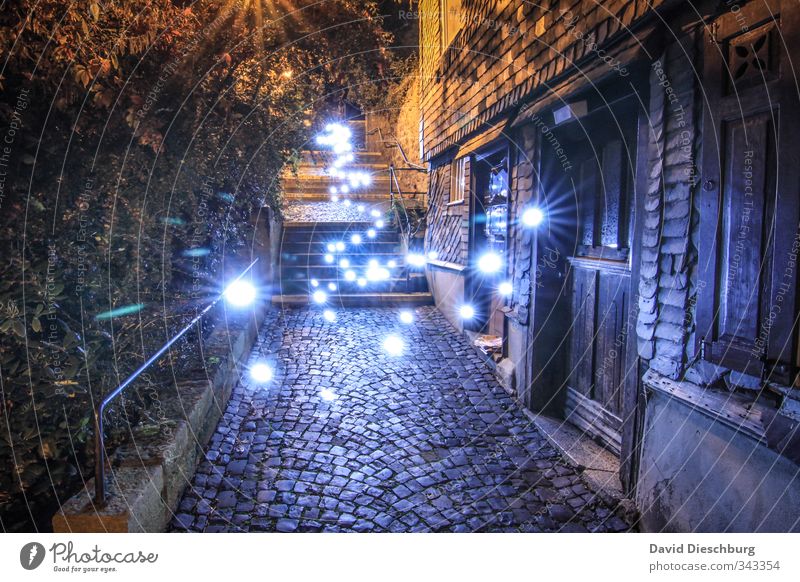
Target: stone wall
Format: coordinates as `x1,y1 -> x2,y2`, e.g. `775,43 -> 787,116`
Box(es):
366,76 -> 428,196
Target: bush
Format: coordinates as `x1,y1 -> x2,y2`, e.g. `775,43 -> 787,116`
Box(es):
0,0 -> 392,531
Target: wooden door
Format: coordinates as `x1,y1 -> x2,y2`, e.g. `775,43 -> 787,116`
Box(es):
696,0 -> 800,386
540,99 -> 639,455
567,122 -> 635,455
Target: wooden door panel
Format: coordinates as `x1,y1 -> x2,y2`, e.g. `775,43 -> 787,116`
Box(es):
569,266 -> 597,397
718,112 -> 773,346
594,271 -> 630,416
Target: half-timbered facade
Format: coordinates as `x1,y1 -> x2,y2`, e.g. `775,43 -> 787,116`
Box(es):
415,0 -> 800,531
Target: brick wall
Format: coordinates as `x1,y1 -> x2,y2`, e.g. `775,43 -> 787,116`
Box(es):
419,0 -> 666,161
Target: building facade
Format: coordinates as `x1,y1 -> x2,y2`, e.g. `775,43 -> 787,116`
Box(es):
415,0 -> 800,531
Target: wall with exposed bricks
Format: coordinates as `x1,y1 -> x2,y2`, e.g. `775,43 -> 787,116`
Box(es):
419,0 -> 666,162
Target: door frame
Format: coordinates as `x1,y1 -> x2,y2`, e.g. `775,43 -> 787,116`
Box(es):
522,67 -> 651,493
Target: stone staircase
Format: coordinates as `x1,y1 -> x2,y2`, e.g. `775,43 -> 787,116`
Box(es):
275,222 -> 429,306
275,119 -> 430,307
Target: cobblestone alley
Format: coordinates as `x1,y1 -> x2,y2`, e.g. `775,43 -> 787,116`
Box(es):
171,306 -> 631,533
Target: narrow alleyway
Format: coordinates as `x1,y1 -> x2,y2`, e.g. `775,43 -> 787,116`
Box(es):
171,306 -> 630,533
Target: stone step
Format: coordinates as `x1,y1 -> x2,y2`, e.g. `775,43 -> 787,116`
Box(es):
283,221 -> 385,232
280,269 -> 409,284
283,161 -> 391,176
280,240 -> 400,254
280,252 -> 405,264
282,229 -> 399,242
279,271 -> 426,294
272,292 -> 434,307
280,281 -> 416,296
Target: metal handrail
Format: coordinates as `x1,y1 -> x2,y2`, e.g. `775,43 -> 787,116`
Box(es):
388,165 -> 428,246
93,258 -> 259,505
365,127 -> 427,171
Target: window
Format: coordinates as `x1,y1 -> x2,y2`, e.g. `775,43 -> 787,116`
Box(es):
441,0 -> 463,50
450,156 -> 467,204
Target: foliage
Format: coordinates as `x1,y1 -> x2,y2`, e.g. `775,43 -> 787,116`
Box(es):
0,0 -> 391,531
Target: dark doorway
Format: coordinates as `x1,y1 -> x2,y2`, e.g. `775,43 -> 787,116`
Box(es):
467,145 -> 510,340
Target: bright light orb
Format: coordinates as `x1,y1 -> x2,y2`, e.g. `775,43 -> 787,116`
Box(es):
522,206 -> 545,227
357,278 -> 367,288
344,200 -> 352,207
250,362 -> 274,383
367,229 -> 377,239
383,335 -> 405,356
478,252 -> 503,274
351,234 -> 362,245
333,141 -> 352,154
407,253 -> 427,268
399,310 -> 414,324
310,279 -> 319,288
344,270 -> 357,281
357,205 -> 366,213
387,260 -> 397,269
335,241 -> 345,252
498,281 -> 514,296
339,258 -> 350,269
375,219 -> 385,229
224,280 -> 257,307
324,254 -> 334,263
367,267 -> 390,281
370,209 -> 381,218
320,388 -> 337,401
328,282 -> 337,291
323,309 -> 337,322
329,186 -> 338,195
312,290 -> 328,304
459,305 -> 475,319
327,243 -> 336,253
331,195 -> 339,203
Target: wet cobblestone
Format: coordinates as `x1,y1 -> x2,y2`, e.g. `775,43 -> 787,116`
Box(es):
171,306 -> 631,532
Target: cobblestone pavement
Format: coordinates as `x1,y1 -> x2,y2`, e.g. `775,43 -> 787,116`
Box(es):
171,307 -> 632,532
282,201 -> 388,223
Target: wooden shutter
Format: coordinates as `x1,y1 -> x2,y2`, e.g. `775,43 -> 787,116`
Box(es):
696,0 -> 800,384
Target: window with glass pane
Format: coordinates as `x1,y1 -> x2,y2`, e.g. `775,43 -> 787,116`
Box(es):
450,156 -> 467,203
